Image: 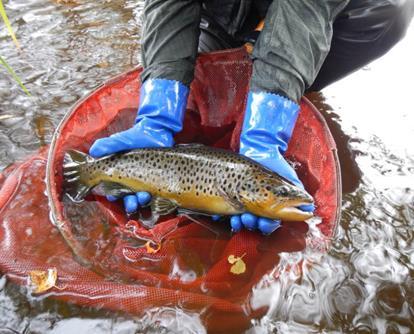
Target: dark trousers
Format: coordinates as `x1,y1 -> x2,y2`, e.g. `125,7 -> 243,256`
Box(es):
198,0 -> 414,91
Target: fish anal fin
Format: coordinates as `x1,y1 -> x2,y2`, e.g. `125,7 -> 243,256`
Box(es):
177,208 -> 213,217
65,184 -> 93,203
151,197 -> 177,217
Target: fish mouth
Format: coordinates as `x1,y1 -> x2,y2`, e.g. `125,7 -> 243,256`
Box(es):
273,200 -> 314,221
277,206 -> 313,218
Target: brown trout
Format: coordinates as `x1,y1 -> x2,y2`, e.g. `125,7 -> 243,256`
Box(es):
63,144 -> 314,224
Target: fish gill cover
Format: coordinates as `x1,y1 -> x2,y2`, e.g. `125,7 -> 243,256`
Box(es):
0,48 -> 340,333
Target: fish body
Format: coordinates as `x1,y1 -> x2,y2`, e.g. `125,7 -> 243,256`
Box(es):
63,145 -> 313,222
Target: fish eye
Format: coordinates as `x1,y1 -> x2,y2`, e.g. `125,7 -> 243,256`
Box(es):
276,186 -> 290,196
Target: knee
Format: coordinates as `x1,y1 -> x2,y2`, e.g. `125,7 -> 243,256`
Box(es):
382,0 -> 414,41
338,0 -> 414,48
376,0 -> 414,44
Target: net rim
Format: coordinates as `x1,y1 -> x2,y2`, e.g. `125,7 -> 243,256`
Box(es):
300,95 -> 342,233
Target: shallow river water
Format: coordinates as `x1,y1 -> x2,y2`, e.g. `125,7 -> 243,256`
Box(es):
1,1 -> 414,333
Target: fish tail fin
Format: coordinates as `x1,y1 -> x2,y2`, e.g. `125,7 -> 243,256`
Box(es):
63,150 -> 95,202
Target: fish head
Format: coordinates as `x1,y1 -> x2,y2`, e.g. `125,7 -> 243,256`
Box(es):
241,176 -> 314,221
267,180 -> 314,221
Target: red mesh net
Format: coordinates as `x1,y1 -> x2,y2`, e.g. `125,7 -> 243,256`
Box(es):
0,48 -> 340,333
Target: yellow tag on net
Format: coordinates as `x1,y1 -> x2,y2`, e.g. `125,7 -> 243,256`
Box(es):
28,268 -> 58,294
228,253 -> 246,275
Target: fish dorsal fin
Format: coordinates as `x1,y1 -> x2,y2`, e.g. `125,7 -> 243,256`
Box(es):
175,143 -> 205,148
99,182 -> 135,198
150,197 -> 178,216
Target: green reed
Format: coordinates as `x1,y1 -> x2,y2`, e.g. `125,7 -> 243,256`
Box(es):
0,0 -> 31,96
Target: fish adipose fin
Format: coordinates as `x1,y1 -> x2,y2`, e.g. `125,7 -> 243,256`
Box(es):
63,150 -> 94,202
100,182 -> 135,198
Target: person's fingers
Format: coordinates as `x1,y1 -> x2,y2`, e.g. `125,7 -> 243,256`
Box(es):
230,216 -> 242,232
106,195 -> 118,202
258,217 -> 281,235
240,213 -> 258,230
123,195 -> 138,213
298,203 -> 315,212
137,192 -> 151,206
89,128 -> 137,158
89,137 -> 120,158
105,192 -> 151,213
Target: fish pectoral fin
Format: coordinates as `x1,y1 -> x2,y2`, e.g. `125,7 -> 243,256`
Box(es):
214,181 -> 244,212
99,182 -> 135,197
150,197 -> 178,217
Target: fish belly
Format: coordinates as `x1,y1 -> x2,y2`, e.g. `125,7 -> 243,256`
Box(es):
96,174 -> 241,216
163,192 -> 242,216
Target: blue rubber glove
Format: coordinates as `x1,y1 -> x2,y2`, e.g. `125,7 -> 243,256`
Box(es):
89,79 -> 189,213
231,91 -> 315,235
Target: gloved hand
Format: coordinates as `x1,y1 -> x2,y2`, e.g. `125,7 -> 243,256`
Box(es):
89,79 -> 189,213
230,91 -> 315,235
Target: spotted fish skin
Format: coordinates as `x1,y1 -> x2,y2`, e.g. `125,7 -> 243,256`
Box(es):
63,145 -> 314,221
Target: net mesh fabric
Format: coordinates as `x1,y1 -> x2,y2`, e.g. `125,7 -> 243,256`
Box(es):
0,48 -> 340,333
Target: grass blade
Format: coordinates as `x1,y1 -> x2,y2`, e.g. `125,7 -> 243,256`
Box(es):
0,55 -> 31,96
0,0 -> 20,49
